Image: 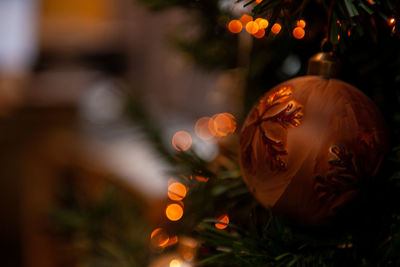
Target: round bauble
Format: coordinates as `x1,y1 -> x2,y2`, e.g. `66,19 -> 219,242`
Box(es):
239,76 -> 386,226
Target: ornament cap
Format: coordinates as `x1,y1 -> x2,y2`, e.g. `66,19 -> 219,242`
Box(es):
307,52 -> 340,78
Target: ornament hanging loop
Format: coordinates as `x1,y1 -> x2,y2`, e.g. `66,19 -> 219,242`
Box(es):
307,51 -> 340,78
307,0 -> 340,78
307,39 -> 340,78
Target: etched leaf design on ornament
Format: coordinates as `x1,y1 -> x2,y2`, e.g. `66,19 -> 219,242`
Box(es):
241,86 -> 303,174
314,145 -> 360,211
314,131 -> 384,211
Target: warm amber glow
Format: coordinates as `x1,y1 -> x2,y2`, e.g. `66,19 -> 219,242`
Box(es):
192,175 -> 209,182
256,19 -> 269,29
207,113 -> 236,137
389,18 -> 396,26
246,21 -> 259,34
166,203 -> 184,221
150,228 -> 169,247
169,259 -> 182,267
166,235 -> 179,247
255,18 -> 269,29
172,131 -> 192,151
255,0 -> 263,3
207,117 -> 218,137
215,214 -> 229,229
296,19 -> 306,28
254,18 -> 262,25
228,20 -> 243,33
292,27 -> 305,39
239,14 -> 253,25
211,113 -> 237,137
337,34 -> 340,40
195,116 -> 214,140
253,29 -> 265,38
271,23 -> 282,34
168,182 -> 187,201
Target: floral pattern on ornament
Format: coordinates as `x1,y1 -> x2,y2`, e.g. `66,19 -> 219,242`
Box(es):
241,86 -> 303,173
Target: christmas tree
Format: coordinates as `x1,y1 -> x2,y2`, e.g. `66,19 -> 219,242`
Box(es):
52,0 -> 400,266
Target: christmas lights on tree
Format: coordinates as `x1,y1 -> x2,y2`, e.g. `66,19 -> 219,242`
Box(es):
52,0 -> 400,266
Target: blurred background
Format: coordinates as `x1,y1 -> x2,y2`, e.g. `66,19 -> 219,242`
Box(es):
1,0 -> 399,266
0,0 -> 240,266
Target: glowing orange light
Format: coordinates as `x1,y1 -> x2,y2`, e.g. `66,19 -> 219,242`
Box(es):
255,0 -> 263,4
166,235 -> 179,247
150,228 -> 169,247
337,20 -> 341,27
172,131 -> 192,151
169,259 -> 182,267
292,27 -> 305,39
246,21 -> 259,34
192,175 -> 209,182
255,18 -> 269,29
271,23 -> 282,34
392,26 -> 396,33
211,113 -> 237,137
195,116 -> 215,140
166,203 -> 184,221
228,20 -> 243,33
296,19 -> 306,28
347,29 -> 351,37
215,214 -> 229,229
337,34 -> 340,40
239,14 -> 253,25
253,29 -> 265,38
389,18 -> 396,26
168,182 -> 187,201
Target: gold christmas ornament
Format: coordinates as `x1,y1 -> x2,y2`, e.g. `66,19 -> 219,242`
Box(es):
239,53 -> 386,225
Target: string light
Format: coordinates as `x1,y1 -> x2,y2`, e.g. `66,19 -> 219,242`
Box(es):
191,175 -> 209,182
253,29 -> 265,38
296,19 -> 306,28
292,27 -> 305,39
195,116 -> 214,140
167,235 -> 179,247
271,23 -> 282,34
215,214 -> 229,229
228,20 -> 242,33
246,21 -> 259,34
150,228 -> 169,247
388,17 -> 396,26
170,259 -> 182,267
209,113 -> 236,137
166,203 -> 184,221
239,14 -> 253,25
172,131 -> 192,151
255,18 -> 269,29
337,34 -> 340,40
168,182 -> 188,201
